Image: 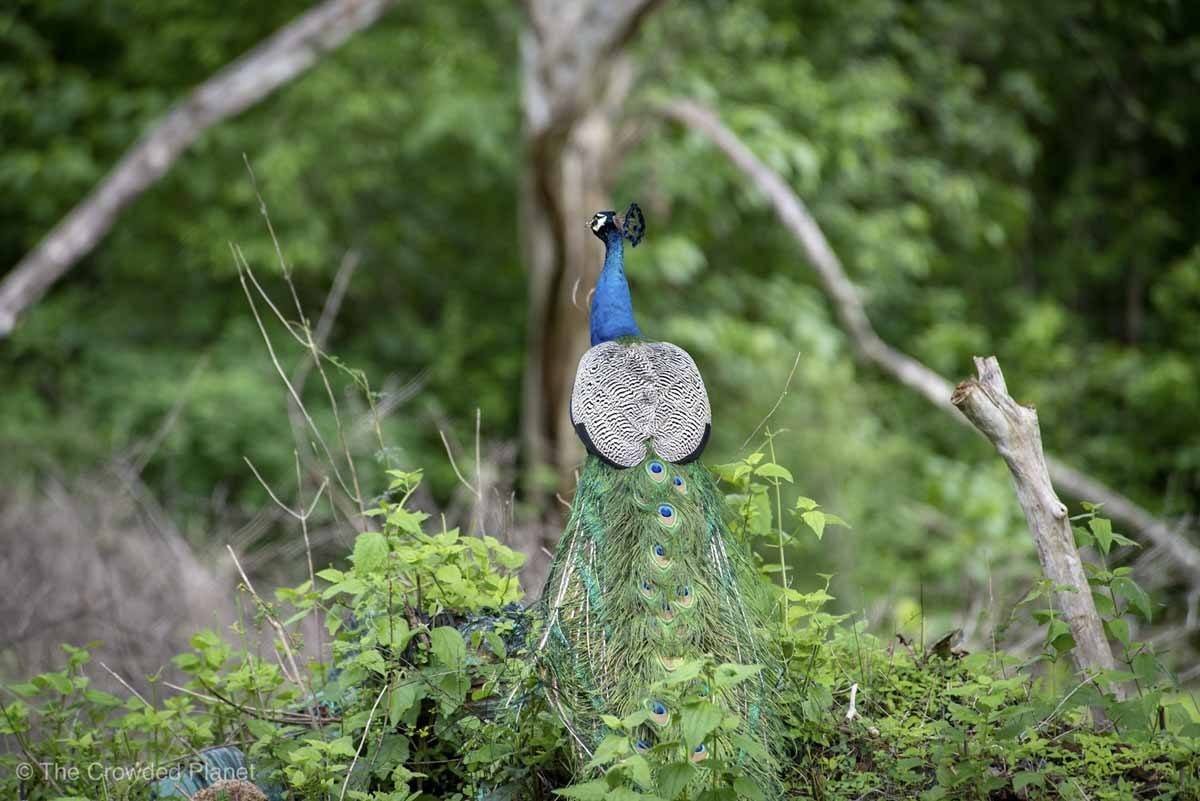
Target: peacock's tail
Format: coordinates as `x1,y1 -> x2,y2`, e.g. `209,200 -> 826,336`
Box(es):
538,453 -> 781,793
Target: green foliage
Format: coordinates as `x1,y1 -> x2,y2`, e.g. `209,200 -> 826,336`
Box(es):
3,453 -> 1200,800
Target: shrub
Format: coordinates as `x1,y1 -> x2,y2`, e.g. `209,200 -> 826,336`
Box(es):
4,451 -> 1198,800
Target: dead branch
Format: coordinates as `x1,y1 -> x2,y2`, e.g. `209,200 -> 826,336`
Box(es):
0,0 -> 397,337
657,97 -> 1200,585
952,357 -> 1121,691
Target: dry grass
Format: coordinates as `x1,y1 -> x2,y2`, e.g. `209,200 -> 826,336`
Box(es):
0,470 -> 236,691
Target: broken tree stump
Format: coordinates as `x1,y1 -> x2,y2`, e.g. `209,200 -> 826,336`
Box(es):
952,356 -> 1123,699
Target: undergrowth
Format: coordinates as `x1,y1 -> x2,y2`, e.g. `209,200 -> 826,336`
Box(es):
2,451 -> 1198,801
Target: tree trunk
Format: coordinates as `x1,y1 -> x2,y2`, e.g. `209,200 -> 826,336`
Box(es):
515,0 -> 661,593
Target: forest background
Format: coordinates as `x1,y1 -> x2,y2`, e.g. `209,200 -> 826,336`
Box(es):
3,0 -> 1200,688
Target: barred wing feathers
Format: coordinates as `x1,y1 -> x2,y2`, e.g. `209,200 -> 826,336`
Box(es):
570,340 -> 712,468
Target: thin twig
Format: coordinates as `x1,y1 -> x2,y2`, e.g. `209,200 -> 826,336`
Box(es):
99,662 -> 205,761
739,350 -> 802,454
224,544 -> 319,730
338,682 -> 389,800
439,429 -> 479,501
244,161 -> 367,519
234,246 -> 354,505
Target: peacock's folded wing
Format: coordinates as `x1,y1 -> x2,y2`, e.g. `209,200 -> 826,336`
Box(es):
570,340 -> 711,468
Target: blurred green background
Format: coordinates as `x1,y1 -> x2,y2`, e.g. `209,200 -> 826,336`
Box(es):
2,0 -> 1199,670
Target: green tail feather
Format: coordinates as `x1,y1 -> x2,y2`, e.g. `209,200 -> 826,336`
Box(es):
538,453 -> 782,794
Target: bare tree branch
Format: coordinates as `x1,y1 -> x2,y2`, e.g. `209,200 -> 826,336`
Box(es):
658,97 -> 1200,583
953,357 -> 1122,698
0,0 -> 398,337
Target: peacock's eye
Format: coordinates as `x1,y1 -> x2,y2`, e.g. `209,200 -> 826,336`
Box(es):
641,579 -> 653,592
691,742 -> 709,762
658,504 -> 673,518
635,738 -> 652,753
673,476 -> 683,486
653,544 -> 666,557
678,585 -> 691,598
652,701 -> 667,715
651,462 -> 663,473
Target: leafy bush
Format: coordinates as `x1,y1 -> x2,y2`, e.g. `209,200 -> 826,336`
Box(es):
3,451 -> 1199,800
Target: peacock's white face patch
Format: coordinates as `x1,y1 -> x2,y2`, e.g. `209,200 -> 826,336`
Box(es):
591,212 -> 612,233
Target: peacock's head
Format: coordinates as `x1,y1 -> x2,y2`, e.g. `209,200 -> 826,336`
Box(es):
590,203 -> 646,247
590,210 -> 620,240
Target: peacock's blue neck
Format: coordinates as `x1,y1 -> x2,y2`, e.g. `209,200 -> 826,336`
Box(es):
590,231 -> 641,346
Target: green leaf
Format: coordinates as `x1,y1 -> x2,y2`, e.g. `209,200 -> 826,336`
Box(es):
388,682 -> 420,727
555,779 -> 612,800
1013,771 -> 1045,791
357,648 -> 387,675
657,762 -> 697,800
794,495 -> 819,511
681,703 -> 723,749
755,463 -> 793,482
1131,651 -> 1159,685
328,735 -> 357,756
1110,531 -> 1140,548
429,626 -> 466,668
1072,526 -> 1094,549
373,615 -> 412,649
41,672 -> 73,694
1092,591 -> 1116,617
435,564 -> 463,584
584,734 -> 627,769
608,788 -> 657,801
1104,617 -> 1131,647
660,659 -> 703,686
802,510 -> 826,539
351,531 -> 389,572
731,733 -> 770,763
714,663 -> 762,689
623,754 -> 653,789
1089,517 -> 1113,555
83,689 -> 122,707
733,777 -> 766,801
1112,577 -> 1153,622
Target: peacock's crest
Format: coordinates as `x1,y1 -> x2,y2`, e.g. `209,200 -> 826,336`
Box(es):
620,201 -> 645,246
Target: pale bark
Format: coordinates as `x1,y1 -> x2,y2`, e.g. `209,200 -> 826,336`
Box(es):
0,0 -> 397,337
953,357 -> 1120,688
658,97 -> 1200,585
517,0 -> 663,592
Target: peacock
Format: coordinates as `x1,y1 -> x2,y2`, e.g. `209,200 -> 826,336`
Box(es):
538,204 -> 782,794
